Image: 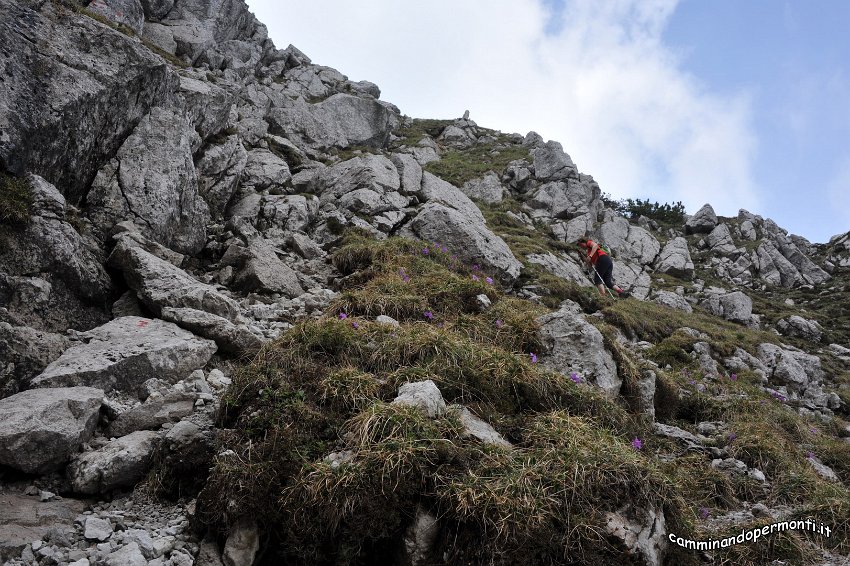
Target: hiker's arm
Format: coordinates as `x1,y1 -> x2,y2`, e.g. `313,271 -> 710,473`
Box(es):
587,242 -> 599,260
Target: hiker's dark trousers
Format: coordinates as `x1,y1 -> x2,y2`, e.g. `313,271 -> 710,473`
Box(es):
593,255 -> 616,289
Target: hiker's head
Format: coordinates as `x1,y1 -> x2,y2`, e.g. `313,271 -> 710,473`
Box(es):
576,238 -> 590,248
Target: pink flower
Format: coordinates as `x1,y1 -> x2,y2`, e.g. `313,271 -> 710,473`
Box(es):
631,438 -> 642,450
338,312 -> 347,320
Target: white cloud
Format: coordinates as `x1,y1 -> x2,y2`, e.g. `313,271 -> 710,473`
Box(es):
247,0 -> 760,215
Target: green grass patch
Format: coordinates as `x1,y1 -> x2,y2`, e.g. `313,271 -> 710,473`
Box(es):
0,173 -> 33,224
425,142 -> 530,187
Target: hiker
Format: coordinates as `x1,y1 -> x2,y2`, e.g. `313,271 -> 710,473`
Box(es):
577,237 -> 628,298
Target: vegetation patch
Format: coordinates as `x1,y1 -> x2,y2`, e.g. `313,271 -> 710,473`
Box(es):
425,140 -> 529,188
0,173 -> 33,224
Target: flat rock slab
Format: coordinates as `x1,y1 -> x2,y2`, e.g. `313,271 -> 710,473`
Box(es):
68,430 -> 160,495
0,386 -> 103,474
32,317 -> 216,395
0,493 -> 87,562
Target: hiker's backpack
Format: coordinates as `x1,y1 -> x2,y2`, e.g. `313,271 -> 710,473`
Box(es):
599,242 -> 613,256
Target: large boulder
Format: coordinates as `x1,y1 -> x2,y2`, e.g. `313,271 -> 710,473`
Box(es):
654,237 -> 694,279
107,390 -> 197,437
109,238 -> 241,320
684,204 -> 718,234
87,107 -> 211,254
706,223 -> 738,254
241,148 -> 291,191
0,494 -> 87,562
0,0 -> 178,203
530,141 -> 577,181
0,387 -> 103,474
267,93 -> 400,150
0,322 -> 70,397
595,214 -> 660,265
68,431 -> 160,494
526,176 -> 599,220
160,307 -> 264,354
777,315 -> 823,342
699,289 -> 753,324
459,172 -> 506,204
537,302 -> 620,397
757,343 -> 823,394
526,253 -> 593,287
754,241 -> 803,288
31,317 -> 216,394
196,134 -> 248,218
402,202 -> 522,284
418,172 -> 484,223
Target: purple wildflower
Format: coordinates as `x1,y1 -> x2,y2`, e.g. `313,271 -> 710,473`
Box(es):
424,311 -> 433,321
351,321 -> 359,329
699,507 -> 710,519
402,275 -> 411,282
570,372 -> 582,384
495,319 -> 504,328
530,352 -> 538,364
631,438 -> 643,450
441,246 -> 448,253
810,428 -> 818,434
485,277 -> 494,285
422,248 -> 429,255
806,451 -> 815,460
471,274 -> 480,282
730,373 -> 738,381
472,264 -> 480,271
338,312 -> 347,320
688,379 -> 696,386
728,432 -> 737,441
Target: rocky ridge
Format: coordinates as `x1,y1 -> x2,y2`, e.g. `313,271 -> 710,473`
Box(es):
1,1 -> 849,565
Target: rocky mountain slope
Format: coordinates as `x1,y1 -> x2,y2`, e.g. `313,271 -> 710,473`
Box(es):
1,1 -> 849,565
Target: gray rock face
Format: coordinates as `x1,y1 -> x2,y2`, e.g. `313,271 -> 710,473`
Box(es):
0,0 -> 178,203
241,148 -> 291,190
268,93 -> 400,150
596,214 -> 660,265
32,317 -> 216,394
706,224 -> 737,254
777,315 -> 823,342
197,135 -> 247,218
140,0 -> 175,20
400,507 -> 440,566
160,307 -> 264,354
109,238 -> 241,321
604,506 -> 667,566
460,172 -> 505,204
0,493 -> 87,561
451,406 -> 512,448
392,380 -> 447,418
87,107 -> 210,254
757,343 -> 823,393
231,239 -> 304,297
530,141 -> 577,181
652,290 -> 692,313
654,237 -> 694,279
68,431 -> 160,494
754,241 -> 803,288
222,519 -> 260,566
255,194 -> 320,236
107,390 -> 196,437
700,290 -> 752,324
526,253 -> 593,287
403,203 -> 522,283
0,322 -> 69,396
87,0 -> 145,35
419,172 -> 484,223
537,302 -> 621,398
685,204 -> 718,234
527,177 -> 598,220
0,387 -> 103,474
614,261 -> 652,300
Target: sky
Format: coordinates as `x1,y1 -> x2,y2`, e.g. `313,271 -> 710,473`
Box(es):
246,0 -> 850,243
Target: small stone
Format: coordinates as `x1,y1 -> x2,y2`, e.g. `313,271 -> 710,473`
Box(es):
32,540 -> 43,551
84,516 -> 113,541
39,489 -> 57,502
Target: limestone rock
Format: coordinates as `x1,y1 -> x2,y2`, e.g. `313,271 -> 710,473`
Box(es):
0,387 -> 102,474
104,541 -> 147,566
451,406 -> 511,448
267,93 -> 400,150
140,0 -> 175,20
777,315 -> 823,342
197,134 -> 248,218
32,317 -> 216,394
757,343 -> 823,393
700,290 -> 752,324
754,241 -> 803,288
231,239 -> 304,297
604,506 -> 667,566
160,307 -> 264,354
87,0 -> 145,35
654,237 -> 694,279
706,223 -> 737,254
109,238 -> 241,321
685,204 -> 718,234
106,390 -> 197,437
242,148 -> 291,190
652,290 -> 692,313
84,516 -> 113,542
526,177 -> 598,220
68,431 -> 160,494
526,253 -> 593,287
537,302 -> 621,397
87,107 -> 211,255
400,507 -> 440,566
393,380 -> 447,418
402,203 -> 522,284
222,519 -> 260,566
0,0 -> 178,202
0,322 -> 69,395
0,493 -> 86,562
460,172 -> 506,204
419,172 -> 484,224
596,214 -> 660,265
530,141 -> 577,181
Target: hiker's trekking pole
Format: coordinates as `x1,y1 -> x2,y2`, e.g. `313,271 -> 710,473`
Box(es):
590,264 -> 617,299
